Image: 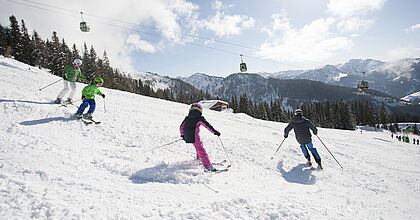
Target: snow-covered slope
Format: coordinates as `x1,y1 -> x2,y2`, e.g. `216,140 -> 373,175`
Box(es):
401,91 -> 420,104
1,56 -> 420,219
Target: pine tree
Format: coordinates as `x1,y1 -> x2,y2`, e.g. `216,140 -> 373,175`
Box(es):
47,31 -> 66,76
270,100 -> 284,122
238,93 -> 251,115
230,95 -> 238,113
378,103 -> 389,127
0,24 -> 7,55
19,19 -> 33,65
256,102 -> 269,120
30,31 -> 47,67
61,39 -> 71,63
8,15 -> 24,61
70,44 -> 80,60
82,44 -> 97,81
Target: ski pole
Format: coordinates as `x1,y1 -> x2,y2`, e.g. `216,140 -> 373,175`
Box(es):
202,183 -> 219,193
316,135 -> 343,169
38,79 -> 62,91
270,137 -> 286,159
142,139 -> 183,153
103,98 -> 107,113
218,137 -> 232,168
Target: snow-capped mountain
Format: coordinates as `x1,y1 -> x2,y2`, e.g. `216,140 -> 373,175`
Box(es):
266,58 -> 420,98
127,70 -> 204,99
128,71 -> 172,91
402,91 -> 420,104
2,56 -> 420,220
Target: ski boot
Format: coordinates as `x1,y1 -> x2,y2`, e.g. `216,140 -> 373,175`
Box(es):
83,113 -> 93,119
204,165 -> 217,172
54,98 -> 62,104
75,113 -> 83,119
306,160 -> 312,166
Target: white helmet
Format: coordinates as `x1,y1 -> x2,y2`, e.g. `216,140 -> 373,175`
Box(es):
73,58 -> 82,66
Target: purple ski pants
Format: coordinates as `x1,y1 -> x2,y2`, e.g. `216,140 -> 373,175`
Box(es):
193,141 -> 212,168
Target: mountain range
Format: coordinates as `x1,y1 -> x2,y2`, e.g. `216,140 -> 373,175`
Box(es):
259,58 -> 420,99
127,58 -> 420,113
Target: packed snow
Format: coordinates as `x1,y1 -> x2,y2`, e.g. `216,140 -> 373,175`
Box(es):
1,56 -> 420,219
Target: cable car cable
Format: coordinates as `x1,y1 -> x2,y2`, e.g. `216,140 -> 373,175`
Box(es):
4,0 -> 304,69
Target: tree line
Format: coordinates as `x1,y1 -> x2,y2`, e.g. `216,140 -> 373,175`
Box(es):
0,15 -> 209,105
230,93 -> 420,130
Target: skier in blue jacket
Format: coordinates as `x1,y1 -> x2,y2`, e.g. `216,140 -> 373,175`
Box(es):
284,109 -> 323,169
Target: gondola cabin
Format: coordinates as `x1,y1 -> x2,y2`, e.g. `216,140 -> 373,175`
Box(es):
240,62 -> 247,72
80,21 -> 90,32
357,80 -> 369,91
239,54 -> 247,72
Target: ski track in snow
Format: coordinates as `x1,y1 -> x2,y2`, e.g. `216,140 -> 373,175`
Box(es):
1,56 -> 420,219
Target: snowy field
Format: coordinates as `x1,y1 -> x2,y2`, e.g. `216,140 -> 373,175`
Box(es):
1,56 -> 420,219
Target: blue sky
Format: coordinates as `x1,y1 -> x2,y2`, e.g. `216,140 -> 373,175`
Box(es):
1,0 -> 419,77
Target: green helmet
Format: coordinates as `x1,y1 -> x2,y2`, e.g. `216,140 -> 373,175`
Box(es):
94,77 -> 104,83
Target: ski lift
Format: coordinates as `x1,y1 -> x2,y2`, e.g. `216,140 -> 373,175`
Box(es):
239,54 -> 247,72
357,71 -> 369,91
80,12 -> 90,32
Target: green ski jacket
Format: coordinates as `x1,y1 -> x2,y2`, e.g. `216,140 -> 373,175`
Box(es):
82,84 -> 103,99
63,65 -> 86,82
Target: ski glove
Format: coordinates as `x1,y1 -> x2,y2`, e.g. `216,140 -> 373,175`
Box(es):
102,94 -> 105,98
82,96 -> 86,100
284,134 -> 288,138
214,131 -> 221,136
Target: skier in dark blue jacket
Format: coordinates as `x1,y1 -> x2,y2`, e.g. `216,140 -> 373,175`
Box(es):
284,109 -> 323,169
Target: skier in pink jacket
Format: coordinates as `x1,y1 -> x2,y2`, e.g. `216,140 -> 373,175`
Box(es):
180,103 -> 221,172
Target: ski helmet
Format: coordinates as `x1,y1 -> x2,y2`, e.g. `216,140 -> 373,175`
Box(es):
294,109 -> 303,116
190,103 -> 202,112
94,77 -> 104,83
73,58 -> 82,66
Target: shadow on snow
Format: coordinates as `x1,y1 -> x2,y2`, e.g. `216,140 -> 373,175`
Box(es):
0,99 -> 55,105
20,117 -> 77,126
277,161 -> 317,185
373,137 -> 391,143
129,160 -> 201,184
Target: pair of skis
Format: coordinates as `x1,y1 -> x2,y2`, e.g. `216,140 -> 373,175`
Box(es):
55,100 -> 101,125
78,117 -> 101,125
203,159 -> 230,173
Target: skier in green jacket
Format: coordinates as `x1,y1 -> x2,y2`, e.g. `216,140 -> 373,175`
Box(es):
75,77 -> 105,119
55,59 -> 87,104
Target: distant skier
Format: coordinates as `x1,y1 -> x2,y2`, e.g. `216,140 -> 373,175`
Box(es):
179,103 -> 221,172
55,59 -> 87,104
75,77 -> 105,119
284,109 -> 322,169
